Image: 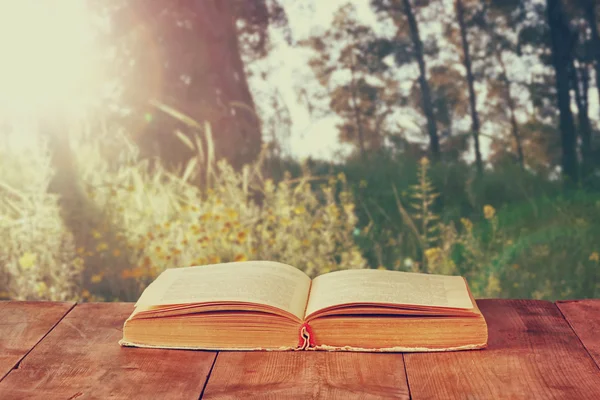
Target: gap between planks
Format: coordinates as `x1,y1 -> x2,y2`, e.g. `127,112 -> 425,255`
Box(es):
199,352 -> 220,399
555,300 -> 600,372
1,302 -> 77,382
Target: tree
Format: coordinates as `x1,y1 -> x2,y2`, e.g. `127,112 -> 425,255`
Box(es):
579,0 -> 600,118
302,4 -> 398,159
455,0 -> 483,175
480,0 -> 528,169
96,0 -> 289,169
546,0 -> 579,183
372,0 -> 441,161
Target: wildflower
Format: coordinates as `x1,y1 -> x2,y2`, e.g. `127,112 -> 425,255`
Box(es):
359,179 -> 368,189
18,253 -> 37,270
590,252 -> 600,262
208,255 -> 221,264
96,243 -> 109,252
294,206 -> 306,215
112,249 -> 121,257
76,247 -> 85,255
461,218 -> 473,231
90,273 -> 104,283
483,205 -> 496,220
420,157 -> 430,166
377,265 -> 386,270
236,231 -> 247,243
226,209 -> 239,219
81,289 -> 91,299
130,267 -> 144,278
35,282 -> 48,295
234,254 -> 248,262
424,247 -> 442,262
92,230 -> 102,239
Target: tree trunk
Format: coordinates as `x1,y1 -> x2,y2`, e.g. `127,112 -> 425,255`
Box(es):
187,0 -> 262,169
571,60 -> 593,178
402,0 -> 440,162
113,0 -> 263,170
497,53 -> 525,169
583,0 -> 600,117
455,0 -> 483,176
546,0 -> 579,184
349,53 -> 368,161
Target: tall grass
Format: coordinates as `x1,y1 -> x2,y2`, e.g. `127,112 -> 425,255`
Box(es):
1,120 -> 598,301
0,119 -> 365,301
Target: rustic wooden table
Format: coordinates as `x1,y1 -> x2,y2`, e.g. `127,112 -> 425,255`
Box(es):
0,300 -> 598,399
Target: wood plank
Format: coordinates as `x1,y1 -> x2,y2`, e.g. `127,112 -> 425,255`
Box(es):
404,300 -> 600,400
557,299 -> 600,368
0,301 -> 74,382
0,303 -> 216,400
202,352 -> 409,400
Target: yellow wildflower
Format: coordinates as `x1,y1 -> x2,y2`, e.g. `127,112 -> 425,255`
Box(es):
81,289 -> 91,299
18,253 -> 37,270
234,254 -> 248,262
90,273 -> 104,283
483,205 -> 496,220
208,255 -> 221,264
420,157 -> 430,166
35,282 -> 48,295
92,229 -> 102,239
294,206 -> 306,215
424,247 -> 442,262
96,242 -> 108,252
237,231 -> 247,243
460,218 -> 473,232
590,252 -> 600,262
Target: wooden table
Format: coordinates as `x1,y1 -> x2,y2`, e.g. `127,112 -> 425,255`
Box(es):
0,300 -> 599,399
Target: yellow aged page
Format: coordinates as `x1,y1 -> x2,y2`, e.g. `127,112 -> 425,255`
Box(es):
305,269 -> 474,318
135,261 -> 311,320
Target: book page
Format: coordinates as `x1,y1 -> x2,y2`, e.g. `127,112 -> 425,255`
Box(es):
135,261 -> 311,320
305,269 -> 474,318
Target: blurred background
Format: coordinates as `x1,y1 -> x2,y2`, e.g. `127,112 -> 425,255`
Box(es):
0,0 -> 598,302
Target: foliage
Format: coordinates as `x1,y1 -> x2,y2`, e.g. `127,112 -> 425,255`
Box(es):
0,124 -> 365,301
0,130 -> 82,301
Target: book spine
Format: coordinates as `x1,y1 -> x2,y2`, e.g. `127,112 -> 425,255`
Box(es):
298,323 -> 315,349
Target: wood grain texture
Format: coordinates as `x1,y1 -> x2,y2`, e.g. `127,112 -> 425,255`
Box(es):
0,303 -> 216,400
404,300 -> 600,400
557,299 -> 600,368
202,352 -> 409,400
0,301 -> 74,382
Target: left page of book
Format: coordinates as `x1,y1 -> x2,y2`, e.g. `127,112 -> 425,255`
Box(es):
135,261 -> 311,321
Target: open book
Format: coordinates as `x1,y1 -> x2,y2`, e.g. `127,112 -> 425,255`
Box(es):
120,261 -> 488,352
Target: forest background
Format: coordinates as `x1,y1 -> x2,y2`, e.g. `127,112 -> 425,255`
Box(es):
1,0 -> 599,302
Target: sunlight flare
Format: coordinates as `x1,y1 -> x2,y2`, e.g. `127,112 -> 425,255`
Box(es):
0,0 -> 98,117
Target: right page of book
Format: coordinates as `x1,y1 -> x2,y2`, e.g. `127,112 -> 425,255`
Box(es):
305,269 -> 474,318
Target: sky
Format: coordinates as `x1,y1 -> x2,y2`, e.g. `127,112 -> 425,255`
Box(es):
249,0 -> 378,161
